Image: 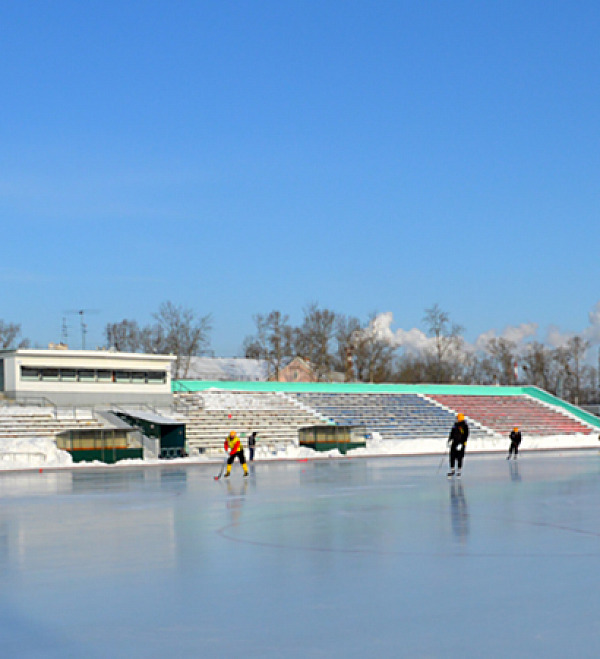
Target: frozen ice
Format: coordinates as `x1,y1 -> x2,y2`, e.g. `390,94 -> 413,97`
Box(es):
1,451 -> 600,657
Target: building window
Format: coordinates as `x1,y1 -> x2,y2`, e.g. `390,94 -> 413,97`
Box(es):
19,366 -> 167,385
79,369 -> 96,382
147,371 -> 166,384
115,370 -> 132,383
40,368 -> 59,381
60,369 -> 77,382
21,367 -> 40,381
97,370 -> 113,383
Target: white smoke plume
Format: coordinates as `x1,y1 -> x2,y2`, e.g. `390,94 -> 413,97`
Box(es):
356,312 -> 432,354
583,301 -> 600,345
356,303 -> 600,360
543,302 -> 600,354
474,323 -> 538,353
546,325 -> 573,349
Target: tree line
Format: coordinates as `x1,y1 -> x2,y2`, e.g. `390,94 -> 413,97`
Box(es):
1,301 -> 598,404
242,303 -> 599,406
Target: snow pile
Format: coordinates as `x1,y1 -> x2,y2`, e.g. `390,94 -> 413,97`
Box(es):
0,437 -> 73,470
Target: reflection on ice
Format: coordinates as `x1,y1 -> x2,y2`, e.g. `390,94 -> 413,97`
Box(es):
449,480 -> 469,544
509,459 -> 521,482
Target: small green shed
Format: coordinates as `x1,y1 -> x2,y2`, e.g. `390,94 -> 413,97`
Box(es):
298,425 -> 366,455
56,427 -> 143,464
114,410 -> 187,459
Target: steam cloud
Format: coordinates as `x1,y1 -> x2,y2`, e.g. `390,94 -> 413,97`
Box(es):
358,302 -> 600,360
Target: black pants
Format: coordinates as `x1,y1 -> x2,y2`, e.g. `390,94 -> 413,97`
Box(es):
508,442 -> 519,456
248,447 -> 255,461
450,447 -> 465,470
227,450 -> 247,466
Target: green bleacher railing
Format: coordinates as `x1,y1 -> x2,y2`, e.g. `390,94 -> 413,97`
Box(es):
173,380 -> 527,395
522,386 -> 600,430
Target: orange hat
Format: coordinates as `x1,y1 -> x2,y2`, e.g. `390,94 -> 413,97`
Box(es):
228,431 -> 237,439
513,427 -> 519,432
457,413 -> 465,422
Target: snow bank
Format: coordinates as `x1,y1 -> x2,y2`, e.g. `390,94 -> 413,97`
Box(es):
0,437 -> 73,470
249,433 -> 600,460
0,432 -> 598,473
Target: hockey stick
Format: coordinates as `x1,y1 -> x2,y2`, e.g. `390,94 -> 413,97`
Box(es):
437,445 -> 449,474
436,454 -> 446,474
214,456 -> 228,481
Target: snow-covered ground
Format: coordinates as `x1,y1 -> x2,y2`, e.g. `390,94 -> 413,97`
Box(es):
0,431 -> 599,471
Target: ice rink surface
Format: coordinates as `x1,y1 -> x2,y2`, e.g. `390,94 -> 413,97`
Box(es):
1,450 -> 600,658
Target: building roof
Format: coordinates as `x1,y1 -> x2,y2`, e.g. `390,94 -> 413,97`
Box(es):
118,409 -> 183,426
180,357 -> 269,382
0,348 -> 176,363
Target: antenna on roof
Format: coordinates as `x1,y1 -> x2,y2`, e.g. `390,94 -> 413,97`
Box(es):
61,317 -> 69,345
63,309 -> 100,349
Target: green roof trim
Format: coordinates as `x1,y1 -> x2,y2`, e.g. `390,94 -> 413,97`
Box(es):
173,380 -> 527,395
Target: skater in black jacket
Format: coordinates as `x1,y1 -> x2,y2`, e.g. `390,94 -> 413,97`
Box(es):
447,413 -> 469,478
247,431 -> 257,462
507,427 -> 522,460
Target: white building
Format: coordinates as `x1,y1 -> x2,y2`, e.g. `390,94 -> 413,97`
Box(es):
0,348 -> 176,407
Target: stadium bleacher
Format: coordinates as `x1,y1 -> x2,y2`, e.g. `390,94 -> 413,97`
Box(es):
174,390 -> 328,455
426,394 -> 592,437
284,391 -> 495,442
172,382 -> 599,455
1,382 -> 597,459
0,406 -> 106,443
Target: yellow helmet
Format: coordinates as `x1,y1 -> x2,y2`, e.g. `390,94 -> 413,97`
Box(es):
228,431 -> 237,439
513,427 -> 519,432
457,413 -> 465,422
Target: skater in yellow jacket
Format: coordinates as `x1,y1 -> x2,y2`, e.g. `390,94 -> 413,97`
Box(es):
224,431 -> 249,478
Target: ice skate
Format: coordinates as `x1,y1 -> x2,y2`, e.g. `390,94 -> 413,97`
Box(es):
456,470 -> 461,479
447,469 -> 455,479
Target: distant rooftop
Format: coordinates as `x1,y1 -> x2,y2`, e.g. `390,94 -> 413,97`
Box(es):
179,357 -> 269,382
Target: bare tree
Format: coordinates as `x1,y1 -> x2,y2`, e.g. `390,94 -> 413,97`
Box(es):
579,364 -> 598,405
243,311 -> 294,379
357,338 -> 396,382
521,342 -> 553,390
105,319 -> 142,352
295,303 -> 338,380
422,304 -> 464,382
456,350 -> 490,385
485,337 -> 518,385
394,354 -> 429,383
145,302 -> 212,379
563,336 -> 589,404
334,315 -> 362,381
341,314 -> 397,383
0,321 -> 29,349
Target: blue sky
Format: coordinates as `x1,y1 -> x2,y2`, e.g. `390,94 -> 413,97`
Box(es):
1,1 -> 599,357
